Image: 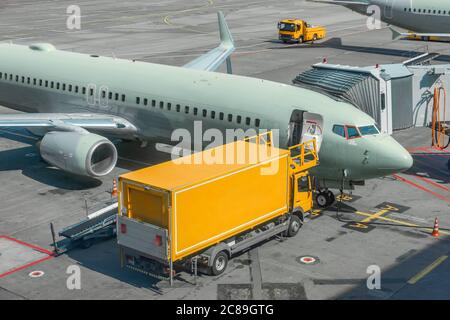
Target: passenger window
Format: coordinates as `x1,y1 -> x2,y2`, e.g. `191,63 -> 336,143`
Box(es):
68,84 -> 72,91
144,98 -> 148,106
101,90 -> 106,98
202,109 -> 207,117
51,82 -> 54,89
237,115 -> 242,124
115,93 -> 119,100
193,107 -> 198,116
57,82 -> 60,90
346,126 -> 361,139
136,97 -> 140,104
185,106 -> 189,114
45,81 -> 48,87
15,75 -> 18,82
108,91 -> 112,99
211,111 -> 216,119
228,114 -> 233,122
121,94 -> 126,102
255,119 -> 260,127
167,103 -> 172,111
176,105 -> 181,112
219,112 -> 224,120
160,101 -> 164,109
246,117 -> 251,125
82,87 -> 86,94
152,100 -> 156,107
89,88 -> 94,96
332,125 -> 345,138
62,83 -> 66,91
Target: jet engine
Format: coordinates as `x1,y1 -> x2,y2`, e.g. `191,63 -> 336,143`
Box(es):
39,131 -> 118,177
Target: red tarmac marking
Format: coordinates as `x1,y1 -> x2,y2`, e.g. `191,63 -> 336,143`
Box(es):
393,174 -> 450,203
0,235 -> 54,279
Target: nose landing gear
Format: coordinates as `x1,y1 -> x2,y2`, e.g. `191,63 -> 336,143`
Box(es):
315,190 -> 335,208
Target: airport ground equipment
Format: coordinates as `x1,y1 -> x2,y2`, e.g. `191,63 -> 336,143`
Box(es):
431,86 -> 449,150
278,19 -> 326,43
117,132 -> 318,284
52,202 -> 118,254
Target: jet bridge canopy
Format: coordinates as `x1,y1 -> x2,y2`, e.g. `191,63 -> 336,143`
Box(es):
293,66 -> 382,127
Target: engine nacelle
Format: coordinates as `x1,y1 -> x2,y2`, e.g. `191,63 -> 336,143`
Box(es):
39,131 -> 118,177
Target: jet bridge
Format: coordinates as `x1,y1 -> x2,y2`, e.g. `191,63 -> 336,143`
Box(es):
293,54 -> 450,135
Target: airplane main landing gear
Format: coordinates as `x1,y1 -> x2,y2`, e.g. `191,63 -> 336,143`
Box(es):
315,190 -> 335,208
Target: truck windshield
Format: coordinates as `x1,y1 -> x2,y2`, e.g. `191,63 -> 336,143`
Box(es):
278,23 -> 296,31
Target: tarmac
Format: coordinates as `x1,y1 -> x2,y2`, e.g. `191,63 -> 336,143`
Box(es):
0,0 -> 449,300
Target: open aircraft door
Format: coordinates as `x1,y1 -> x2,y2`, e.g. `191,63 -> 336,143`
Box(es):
300,112 -> 324,152
288,110 -> 323,152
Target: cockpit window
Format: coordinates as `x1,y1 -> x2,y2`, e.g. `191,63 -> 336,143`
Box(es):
332,125 -> 345,138
358,125 -> 379,136
346,126 -> 361,139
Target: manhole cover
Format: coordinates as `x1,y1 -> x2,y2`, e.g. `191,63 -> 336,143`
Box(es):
29,270 -> 45,278
296,255 -> 320,265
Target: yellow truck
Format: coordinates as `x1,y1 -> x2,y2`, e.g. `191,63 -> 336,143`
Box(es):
278,19 -> 326,43
117,133 -> 318,283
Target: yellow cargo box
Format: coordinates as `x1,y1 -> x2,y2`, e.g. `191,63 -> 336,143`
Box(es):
117,134 -> 318,279
118,138 -> 290,263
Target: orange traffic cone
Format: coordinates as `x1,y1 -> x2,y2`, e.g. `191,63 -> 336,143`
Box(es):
111,178 -> 118,197
431,217 -> 439,237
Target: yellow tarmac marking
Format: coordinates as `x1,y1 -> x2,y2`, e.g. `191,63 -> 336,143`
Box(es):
407,255 -> 448,285
359,209 -> 389,223
355,211 -> 450,236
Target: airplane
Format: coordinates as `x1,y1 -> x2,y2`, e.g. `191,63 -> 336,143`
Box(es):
0,12 -> 412,207
309,0 -> 450,39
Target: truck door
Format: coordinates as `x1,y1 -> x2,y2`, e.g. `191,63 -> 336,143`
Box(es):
294,172 -> 312,212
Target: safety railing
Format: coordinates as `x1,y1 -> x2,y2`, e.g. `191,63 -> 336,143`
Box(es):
288,139 -> 318,173
243,130 -> 273,147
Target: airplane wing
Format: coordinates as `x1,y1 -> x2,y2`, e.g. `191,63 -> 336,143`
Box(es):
183,11 -> 235,73
390,27 -> 450,41
0,113 -> 137,135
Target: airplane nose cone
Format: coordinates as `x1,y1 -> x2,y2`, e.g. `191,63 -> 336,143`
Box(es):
376,137 -> 413,174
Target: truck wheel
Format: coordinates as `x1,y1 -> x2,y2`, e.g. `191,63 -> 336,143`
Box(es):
211,251 -> 228,276
316,192 -> 328,208
285,215 -> 302,237
313,34 -> 317,41
298,36 -> 303,44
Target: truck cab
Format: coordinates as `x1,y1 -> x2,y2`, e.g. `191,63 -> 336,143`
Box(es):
278,19 -> 326,43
